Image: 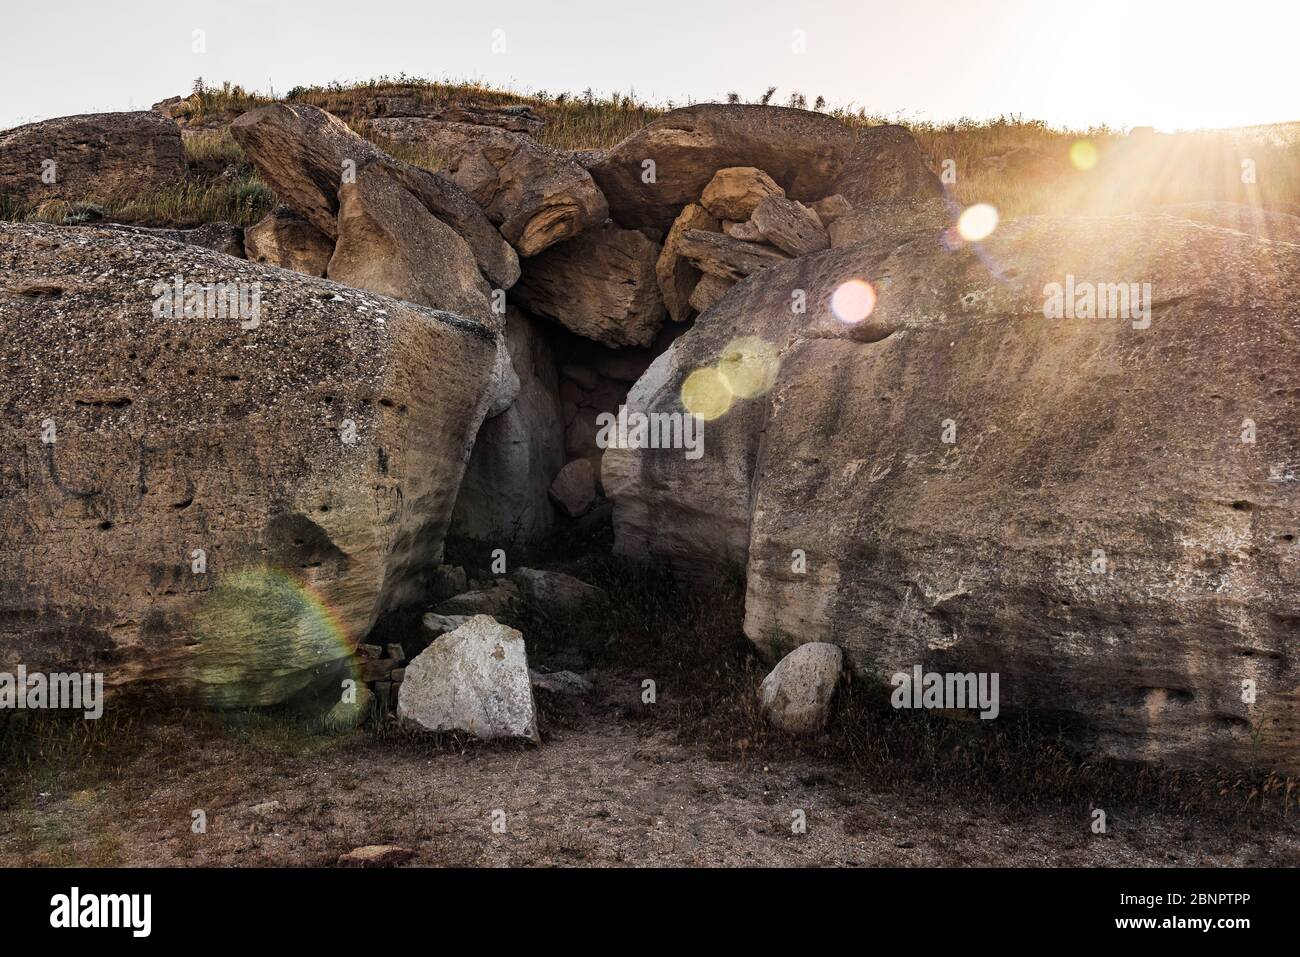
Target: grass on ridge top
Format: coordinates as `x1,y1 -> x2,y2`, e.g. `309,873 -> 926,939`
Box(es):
3,74 -> 1298,230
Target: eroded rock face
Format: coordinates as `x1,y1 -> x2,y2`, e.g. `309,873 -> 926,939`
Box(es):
364,98 -> 544,137
451,309 -> 565,542
751,194 -> 828,256
244,205 -> 334,277
676,229 -> 790,281
0,112 -> 186,206
657,203 -> 719,323
607,213 -> 1300,771
328,165 -> 494,325
514,223 -> 665,347
588,104 -> 943,231
369,118 -> 607,256
397,615 -> 540,742
231,103 -> 519,289
0,223 -> 499,707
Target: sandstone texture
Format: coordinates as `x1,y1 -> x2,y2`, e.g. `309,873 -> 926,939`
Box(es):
231,103 -> 519,289
514,224 -> 665,347
328,165 -> 494,324
244,205 -> 335,277
588,104 -> 943,231
0,112 -> 186,206
0,223 -> 499,707
758,642 -> 843,734
606,213 -> 1300,771
657,203 -> 719,323
451,309 -> 566,542
370,118 -> 607,256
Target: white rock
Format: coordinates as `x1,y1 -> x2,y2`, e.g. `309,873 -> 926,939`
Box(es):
757,643 -> 843,734
398,615 -> 539,742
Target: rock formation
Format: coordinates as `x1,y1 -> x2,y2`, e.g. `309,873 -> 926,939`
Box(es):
758,642 -> 844,734
231,103 -> 519,289
514,223 -> 665,347
0,223 -> 500,707
244,205 -> 335,276
451,309 -> 566,542
369,118 -> 607,255
588,103 -> 943,231
0,112 -> 186,206
327,164 -> 495,324
606,213 -> 1300,771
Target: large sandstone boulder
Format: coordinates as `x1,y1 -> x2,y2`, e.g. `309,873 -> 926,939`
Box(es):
450,308 -> 565,542
606,213 -> 1300,772
231,104 -> 519,289
369,118 -> 607,256
0,112 -> 186,206
327,165 -> 494,324
514,224 -> 665,347
588,104 -> 943,231
244,205 -> 335,277
0,223 -> 500,707
397,615 -> 540,742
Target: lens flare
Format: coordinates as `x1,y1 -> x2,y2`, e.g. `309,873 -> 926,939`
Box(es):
191,566 -> 359,710
1070,140 -> 1098,171
830,279 -> 878,324
717,336 -> 780,399
680,367 -> 734,420
956,203 -> 999,242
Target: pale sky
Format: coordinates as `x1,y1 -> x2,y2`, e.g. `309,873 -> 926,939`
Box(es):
3,0 -> 1297,131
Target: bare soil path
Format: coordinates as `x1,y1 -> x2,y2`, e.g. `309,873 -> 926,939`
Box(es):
3,672 -> 1296,867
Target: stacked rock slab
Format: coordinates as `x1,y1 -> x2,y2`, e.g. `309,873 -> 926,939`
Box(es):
368,118 -> 608,256
0,223 -> 500,707
514,223 -> 665,348
606,213 -> 1300,771
327,164 -> 495,324
588,104 -> 942,231
230,103 -> 519,291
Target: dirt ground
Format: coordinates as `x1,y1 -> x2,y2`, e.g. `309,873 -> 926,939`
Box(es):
3,671 -> 1297,868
